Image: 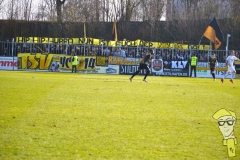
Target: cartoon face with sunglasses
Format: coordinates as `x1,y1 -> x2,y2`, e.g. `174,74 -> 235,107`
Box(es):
218,116 -> 236,138
213,108 -> 237,157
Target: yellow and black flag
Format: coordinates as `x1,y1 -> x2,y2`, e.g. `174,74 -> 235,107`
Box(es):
112,19 -> 118,41
203,17 -> 224,50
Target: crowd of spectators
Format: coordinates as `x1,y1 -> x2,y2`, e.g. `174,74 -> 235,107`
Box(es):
1,41 -> 238,63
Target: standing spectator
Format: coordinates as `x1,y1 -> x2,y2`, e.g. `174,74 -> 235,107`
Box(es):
55,45 -> 60,54
4,40 -> 10,56
136,51 -> 140,58
71,48 -> 75,55
199,53 -> 205,61
50,44 -> 56,54
113,48 -> 120,57
162,53 -> 167,61
185,51 -> 190,61
17,44 -> 21,54
125,48 -> 129,57
104,47 -> 110,56
93,47 -> 98,56
81,46 -> 85,56
76,46 -> 81,55
26,45 -> 30,53
166,53 -> 171,61
42,44 -> 47,53
120,48 -> 126,58
235,52 -> 239,58
189,53 -> 198,77
130,48 -> 136,58
177,52 -> 184,60
13,43 -> 18,56
59,45 -> 64,54
172,54 -> 177,61
204,51 -> 211,60
222,55 -> 226,62
85,46 -> 90,56
22,43 -> 26,52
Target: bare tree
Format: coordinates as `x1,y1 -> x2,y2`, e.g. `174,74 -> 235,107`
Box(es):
139,0 -> 165,21
23,0 -> 33,20
168,0 -> 231,20
2,0 -> 38,20
122,0 -> 142,21
56,0 -> 65,22
44,0 -> 56,21
230,0 -> 240,24
102,0 -> 109,21
0,0 -> 4,12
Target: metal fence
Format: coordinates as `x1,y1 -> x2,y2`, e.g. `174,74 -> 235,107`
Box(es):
1,40 -> 239,63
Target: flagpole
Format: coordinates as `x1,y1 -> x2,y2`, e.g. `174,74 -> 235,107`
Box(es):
198,35 -> 204,55
198,35 -> 204,47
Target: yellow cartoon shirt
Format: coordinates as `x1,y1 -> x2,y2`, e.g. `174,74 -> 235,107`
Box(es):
223,138 -> 237,157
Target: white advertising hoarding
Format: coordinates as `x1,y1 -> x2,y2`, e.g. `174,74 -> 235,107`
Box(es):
0,57 -> 18,70
95,65 -> 119,74
197,70 -> 232,79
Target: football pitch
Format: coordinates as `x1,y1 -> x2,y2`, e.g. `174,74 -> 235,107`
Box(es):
0,70 -> 239,160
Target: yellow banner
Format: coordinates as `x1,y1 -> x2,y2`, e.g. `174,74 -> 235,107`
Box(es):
96,56 -> 106,66
108,56 -> 140,65
77,57 -> 96,70
16,37 -> 210,50
17,53 -> 96,71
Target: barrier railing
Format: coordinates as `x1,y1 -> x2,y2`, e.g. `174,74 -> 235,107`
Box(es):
1,40 -> 240,64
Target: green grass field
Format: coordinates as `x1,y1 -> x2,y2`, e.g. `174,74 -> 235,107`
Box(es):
0,70 -> 239,160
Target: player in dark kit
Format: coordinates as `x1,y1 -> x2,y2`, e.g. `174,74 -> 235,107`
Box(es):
129,49 -> 154,82
208,53 -> 218,81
